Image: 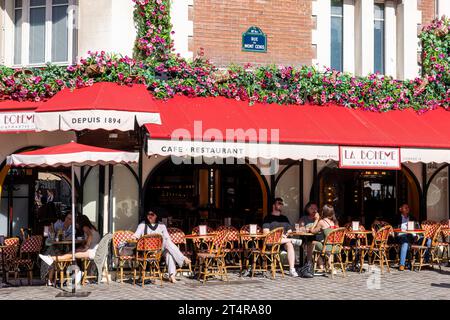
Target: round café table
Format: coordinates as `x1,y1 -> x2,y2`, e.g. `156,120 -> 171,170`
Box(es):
288,231 -> 315,268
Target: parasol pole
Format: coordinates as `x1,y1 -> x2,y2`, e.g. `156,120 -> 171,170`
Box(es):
71,164 -> 76,293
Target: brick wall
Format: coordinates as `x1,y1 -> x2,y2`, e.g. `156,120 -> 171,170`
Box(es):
418,0 -> 436,27
192,0 -> 313,68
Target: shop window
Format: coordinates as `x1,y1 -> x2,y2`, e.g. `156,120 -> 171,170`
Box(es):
13,0 -> 75,66
330,0 -> 344,71
374,3 -> 385,74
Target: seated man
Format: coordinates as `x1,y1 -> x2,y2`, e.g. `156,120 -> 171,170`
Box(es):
133,210 -> 191,283
396,204 -> 426,270
262,198 -> 302,277
298,202 -> 319,265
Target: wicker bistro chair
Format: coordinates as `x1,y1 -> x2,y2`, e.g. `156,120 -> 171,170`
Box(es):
251,227 -> 285,279
240,225 -> 263,271
167,227 -> 193,276
191,226 -> 215,253
81,233 -> 113,286
0,245 -> 19,282
215,226 -> 243,274
438,220 -> 450,263
112,230 -> 136,283
196,229 -> 230,284
372,221 -> 399,264
411,224 -> 442,271
4,237 -> 20,247
368,225 -> 393,274
343,223 -> 370,273
134,234 -> 164,287
13,235 -> 43,285
313,227 -> 347,279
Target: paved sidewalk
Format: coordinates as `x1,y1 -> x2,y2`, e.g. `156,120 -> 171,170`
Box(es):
1,266 -> 449,300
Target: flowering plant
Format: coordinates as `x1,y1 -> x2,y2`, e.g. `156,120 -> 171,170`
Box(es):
0,1 -> 448,113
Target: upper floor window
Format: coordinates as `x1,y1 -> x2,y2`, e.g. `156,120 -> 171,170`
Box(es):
13,0 -> 75,66
374,3 -> 385,74
330,0 -> 343,72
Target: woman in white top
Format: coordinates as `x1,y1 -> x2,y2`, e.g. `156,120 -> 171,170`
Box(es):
40,215 -> 101,266
134,211 -> 191,283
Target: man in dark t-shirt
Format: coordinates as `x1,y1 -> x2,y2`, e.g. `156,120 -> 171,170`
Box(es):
262,198 -> 302,277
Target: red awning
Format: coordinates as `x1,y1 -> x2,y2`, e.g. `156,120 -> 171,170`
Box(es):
7,141 -> 139,167
144,96 -> 450,163
0,100 -> 40,133
34,82 -> 161,131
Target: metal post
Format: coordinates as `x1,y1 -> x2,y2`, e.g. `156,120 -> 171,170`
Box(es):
71,165 -> 76,294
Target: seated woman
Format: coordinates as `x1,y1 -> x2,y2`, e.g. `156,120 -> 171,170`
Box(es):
39,215 -> 100,266
133,210 -> 191,283
40,213 -> 74,285
310,204 -> 339,271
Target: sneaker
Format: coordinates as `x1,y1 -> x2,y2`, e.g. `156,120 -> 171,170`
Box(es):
242,268 -> 251,277
39,254 -> 54,266
399,265 -> 405,271
291,239 -> 303,247
289,269 -> 299,277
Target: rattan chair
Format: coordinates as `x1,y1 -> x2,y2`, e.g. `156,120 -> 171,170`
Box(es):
343,223 -> 370,273
112,230 -> 135,283
240,224 -> 262,271
368,225 -> 392,274
196,229 -> 230,284
438,220 -> 450,263
216,226 -> 242,274
313,227 -> 347,278
0,245 -> 18,283
251,227 -> 284,279
133,234 -> 163,287
13,235 -> 43,285
411,223 -> 442,271
81,233 -> 113,285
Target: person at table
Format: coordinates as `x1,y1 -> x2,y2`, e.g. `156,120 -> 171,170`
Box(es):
133,210 -> 191,283
298,202 -> 319,264
262,198 -> 303,277
39,215 -> 100,267
52,212 -> 73,240
310,204 -> 339,271
396,203 -> 423,271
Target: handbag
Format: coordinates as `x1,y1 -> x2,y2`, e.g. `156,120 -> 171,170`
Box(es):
298,261 -> 314,278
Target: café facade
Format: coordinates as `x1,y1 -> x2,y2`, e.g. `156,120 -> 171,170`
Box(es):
0,82 -> 449,237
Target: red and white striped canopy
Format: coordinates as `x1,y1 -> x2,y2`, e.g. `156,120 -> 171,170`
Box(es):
6,141 -> 139,167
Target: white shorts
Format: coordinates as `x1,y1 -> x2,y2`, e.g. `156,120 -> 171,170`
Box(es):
87,246 -> 98,259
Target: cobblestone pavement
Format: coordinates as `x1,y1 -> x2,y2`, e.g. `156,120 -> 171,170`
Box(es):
1,265 -> 449,300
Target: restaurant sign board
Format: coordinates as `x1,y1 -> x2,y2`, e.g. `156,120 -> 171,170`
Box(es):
339,146 -> 401,170
242,26 -> 267,53
0,112 -> 35,132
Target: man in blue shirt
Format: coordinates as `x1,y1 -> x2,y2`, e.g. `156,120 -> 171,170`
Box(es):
396,204 -> 415,271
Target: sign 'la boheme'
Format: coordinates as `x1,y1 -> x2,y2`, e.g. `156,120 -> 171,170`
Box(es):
339,146 -> 401,170
242,26 -> 267,53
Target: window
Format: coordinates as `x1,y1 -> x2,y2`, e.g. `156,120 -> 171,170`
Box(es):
330,0 -> 343,72
13,0 -> 74,66
374,3 -> 385,74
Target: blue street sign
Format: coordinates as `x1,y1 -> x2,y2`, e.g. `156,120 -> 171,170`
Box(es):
242,26 -> 267,53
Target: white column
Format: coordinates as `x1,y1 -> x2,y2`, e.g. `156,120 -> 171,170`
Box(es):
343,0 -> 355,74
2,0 -> 14,66
170,0 -> 193,60
437,0 -> 450,17
312,0 -> 331,70
384,0 -> 396,77
355,0 -> 374,76
396,0 -> 419,80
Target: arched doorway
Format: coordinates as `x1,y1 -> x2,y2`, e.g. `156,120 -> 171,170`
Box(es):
144,160 -> 268,232
313,162 -> 421,228
0,147 -> 74,237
